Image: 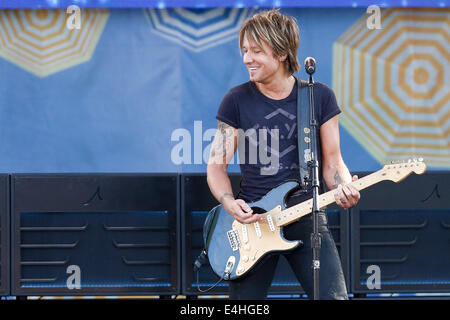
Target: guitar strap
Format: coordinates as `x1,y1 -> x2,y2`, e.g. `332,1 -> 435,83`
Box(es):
296,77 -> 312,189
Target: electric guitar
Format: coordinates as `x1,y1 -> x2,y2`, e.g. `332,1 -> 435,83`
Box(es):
203,159 -> 426,281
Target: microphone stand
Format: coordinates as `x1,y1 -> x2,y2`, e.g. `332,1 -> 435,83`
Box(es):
307,72 -> 322,300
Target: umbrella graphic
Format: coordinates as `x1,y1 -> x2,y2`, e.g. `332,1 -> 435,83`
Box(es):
333,8 -> 449,168
143,7 -> 257,52
0,8 -> 109,77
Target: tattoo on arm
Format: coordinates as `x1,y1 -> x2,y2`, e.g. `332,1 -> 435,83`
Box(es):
219,121 -> 233,156
219,122 -> 227,157
212,121 -> 234,162
220,193 -> 234,203
333,171 -> 344,189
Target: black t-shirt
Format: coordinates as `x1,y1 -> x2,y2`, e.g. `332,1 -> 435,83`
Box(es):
216,77 -> 341,203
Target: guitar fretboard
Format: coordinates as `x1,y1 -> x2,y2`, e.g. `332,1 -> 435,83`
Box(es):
273,171 -> 386,227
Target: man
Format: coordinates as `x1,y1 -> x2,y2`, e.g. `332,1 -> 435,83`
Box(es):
206,9 -> 360,300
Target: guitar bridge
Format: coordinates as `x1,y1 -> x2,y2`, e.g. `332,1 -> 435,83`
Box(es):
227,229 -> 241,251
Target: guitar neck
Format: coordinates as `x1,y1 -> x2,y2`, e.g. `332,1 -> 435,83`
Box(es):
274,171 -> 386,227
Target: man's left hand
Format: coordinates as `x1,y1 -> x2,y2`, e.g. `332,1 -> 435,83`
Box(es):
334,175 -> 360,208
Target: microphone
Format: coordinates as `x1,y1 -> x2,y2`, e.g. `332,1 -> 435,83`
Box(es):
304,57 -> 316,75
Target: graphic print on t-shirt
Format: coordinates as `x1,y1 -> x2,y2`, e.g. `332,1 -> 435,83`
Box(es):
241,105 -> 300,176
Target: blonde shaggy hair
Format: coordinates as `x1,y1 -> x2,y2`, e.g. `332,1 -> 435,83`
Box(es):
239,9 -> 300,75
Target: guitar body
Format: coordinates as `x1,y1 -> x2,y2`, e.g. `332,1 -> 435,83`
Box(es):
204,180 -> 302,281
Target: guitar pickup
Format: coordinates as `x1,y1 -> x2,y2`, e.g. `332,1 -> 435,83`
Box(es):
227,229 -> 241,251
253,222 -> 262,238
241,225 -> 248,243
266,214 -> 275,232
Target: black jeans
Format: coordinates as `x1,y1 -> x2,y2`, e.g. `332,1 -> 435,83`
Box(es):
229,211 -> 348,300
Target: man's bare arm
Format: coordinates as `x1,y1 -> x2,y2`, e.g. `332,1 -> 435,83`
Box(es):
206,121 -> 261,223
320,115 -> 360,208
207,121 -> 237,203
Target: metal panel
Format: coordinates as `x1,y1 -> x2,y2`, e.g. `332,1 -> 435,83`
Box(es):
351,171 -> 450,294
11,174 -> 179,296
181,173 -> 238,295
0,175 -> 10,295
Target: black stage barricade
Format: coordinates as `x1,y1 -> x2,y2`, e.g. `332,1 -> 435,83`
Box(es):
0,175 -> 10,296
181,173 -> 350,297
351,171 -> 450,295
11,173 -> 180,297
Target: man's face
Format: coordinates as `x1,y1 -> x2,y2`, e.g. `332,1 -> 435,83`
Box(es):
241,34 -> 284,84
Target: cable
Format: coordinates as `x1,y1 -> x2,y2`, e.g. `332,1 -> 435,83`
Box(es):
193,249 -> 228,293
196,270 -> 226,293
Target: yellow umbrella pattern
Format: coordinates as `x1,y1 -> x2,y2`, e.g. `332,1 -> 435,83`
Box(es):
333,8 -> 449,168
0,8 -> 109,77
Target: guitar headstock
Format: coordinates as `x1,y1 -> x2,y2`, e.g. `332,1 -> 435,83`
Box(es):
381,158 -> 427,182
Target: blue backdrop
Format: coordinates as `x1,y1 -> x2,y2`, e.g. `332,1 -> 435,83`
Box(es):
0,7 -> 444,173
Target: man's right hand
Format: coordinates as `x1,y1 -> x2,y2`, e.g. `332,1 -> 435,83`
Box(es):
207,120 -> 261,224
222,197 -> 262,224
